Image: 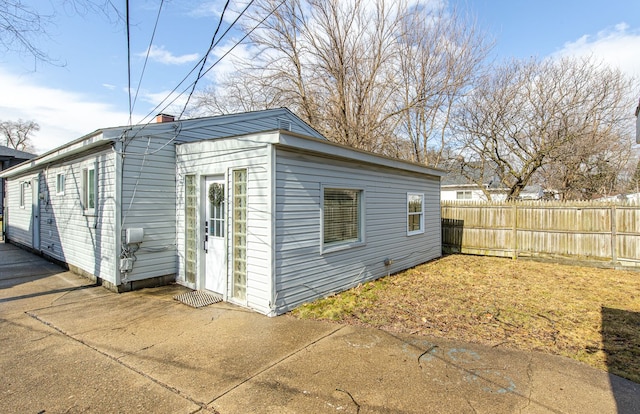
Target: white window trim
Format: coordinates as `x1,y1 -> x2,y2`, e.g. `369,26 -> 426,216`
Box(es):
19,181 -> 27,208
320,185 -> 366,254
407,192 -> 425,236
82,163 -> 98,216
56,173 -> 65,195
456,190 -> 472,200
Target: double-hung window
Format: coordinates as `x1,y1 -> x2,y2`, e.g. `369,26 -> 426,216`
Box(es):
82,165 -> 97,214
322,187 -> 364,252
407,192 -> 424,235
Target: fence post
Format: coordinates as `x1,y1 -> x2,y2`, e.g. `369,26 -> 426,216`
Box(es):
512,203 -> 518,260
611,205 -> 617,264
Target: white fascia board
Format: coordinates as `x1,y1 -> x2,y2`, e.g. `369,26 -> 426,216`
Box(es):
274,133 -> 446,178
175,131 -> 280,154
0,129 -> 119,178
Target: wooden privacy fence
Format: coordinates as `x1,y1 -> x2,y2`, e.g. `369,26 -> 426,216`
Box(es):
441,201 -> 640,267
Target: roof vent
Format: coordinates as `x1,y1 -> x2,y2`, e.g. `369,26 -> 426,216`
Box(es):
277,118 -> 291,131
156,113 -> 175,123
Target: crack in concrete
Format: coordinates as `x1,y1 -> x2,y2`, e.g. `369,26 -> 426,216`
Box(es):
520,355 -> 535,413
336,388 -> 361,414
25,311 -> 215,413
466,399 -> 478,414
418,345 -> 438,369
206,325 -> 345,406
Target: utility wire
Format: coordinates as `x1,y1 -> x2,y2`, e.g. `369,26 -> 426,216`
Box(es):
132,0 -> 165,114
126,0 -> 132,125
180,0 -> 283,104
179,0 -> 231,118
135,0 -> 262,126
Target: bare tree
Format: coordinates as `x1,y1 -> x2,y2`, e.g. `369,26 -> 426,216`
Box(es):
628,159 -> 640,194
394,5 -> 490,167
0,0 -> 121,65
453,56 -> 636,200
0,119 -> 39,152
195,0 -> 490,160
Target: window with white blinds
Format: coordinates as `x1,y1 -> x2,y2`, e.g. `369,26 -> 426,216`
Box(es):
323,188 -> 363,250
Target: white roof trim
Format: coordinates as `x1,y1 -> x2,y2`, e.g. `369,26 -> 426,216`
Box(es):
0,131 -> 114,178
275,133 -> 445,177
177,130 -> 445,178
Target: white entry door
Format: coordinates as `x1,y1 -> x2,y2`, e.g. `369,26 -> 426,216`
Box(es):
204,176 -> 226,294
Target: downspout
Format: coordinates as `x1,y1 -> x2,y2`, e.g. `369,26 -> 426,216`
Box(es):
268,142 -> 278,316
114,141 -> 123,287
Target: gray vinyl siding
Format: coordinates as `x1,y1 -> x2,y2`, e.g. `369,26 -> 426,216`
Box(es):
4,174 -> 37,247
6,150 -> 118,283
176,135 -> 273,314
273,148 -> 441,314
42,150 -> 117,283
119,134 -> 179,282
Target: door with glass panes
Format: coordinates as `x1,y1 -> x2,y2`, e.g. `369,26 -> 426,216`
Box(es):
204,176 -> 226,294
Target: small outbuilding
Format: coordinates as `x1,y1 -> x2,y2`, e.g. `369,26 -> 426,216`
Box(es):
1,109 -> 443,315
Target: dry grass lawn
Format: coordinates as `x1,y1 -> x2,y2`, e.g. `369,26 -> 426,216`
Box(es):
291,255 -> 640,384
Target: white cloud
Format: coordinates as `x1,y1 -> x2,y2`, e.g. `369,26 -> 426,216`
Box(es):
142,45 -> 199,65
102,83 -> 116,90
188,1 -> 224,18
553,23 -> 640,80
133,88 -> 190,120
188,1 -> 252,23
0,68 -> 136,154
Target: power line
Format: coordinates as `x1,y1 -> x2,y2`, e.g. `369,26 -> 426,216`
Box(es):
126,0 -> 132,125
135,0 -> 263,125
179,0 -> 231,118
132,0 -> 165,114
185,0 -> 285,101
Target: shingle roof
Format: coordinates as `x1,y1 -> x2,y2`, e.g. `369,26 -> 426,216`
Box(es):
440,160 -> 500,187
0,145 -> 36,159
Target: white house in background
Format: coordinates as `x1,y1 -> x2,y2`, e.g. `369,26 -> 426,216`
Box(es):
440,160 -> 557,202
596,193 -> 640,203
440,183 -> 509,201
0,108 -> 444,316
441,182 -> 547,202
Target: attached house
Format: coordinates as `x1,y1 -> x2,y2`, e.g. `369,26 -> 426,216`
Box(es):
1,108 -> 444,315
1,145 -> 36,228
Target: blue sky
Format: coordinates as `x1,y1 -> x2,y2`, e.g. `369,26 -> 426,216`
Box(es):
2,0 -> 640,154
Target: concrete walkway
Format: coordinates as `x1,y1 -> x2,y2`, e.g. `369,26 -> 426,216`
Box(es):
1,242 -> 639,413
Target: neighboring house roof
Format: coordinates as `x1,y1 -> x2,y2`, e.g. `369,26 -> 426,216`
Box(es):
0,145 -> 36,161
440,160 -> 549,198
440,160 -> 503,188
